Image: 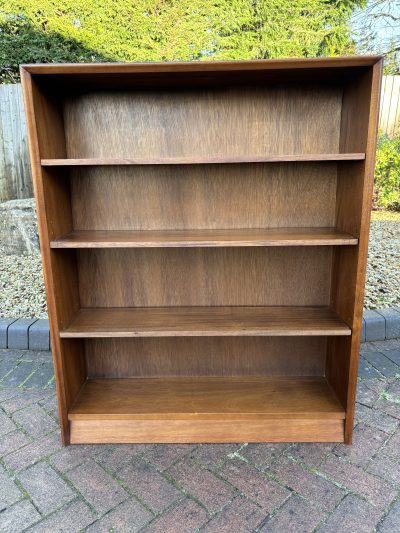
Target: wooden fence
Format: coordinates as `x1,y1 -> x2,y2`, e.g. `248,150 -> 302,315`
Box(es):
379,75 -> 400,137
0,84 -> 32,201
0,76 -> 399,202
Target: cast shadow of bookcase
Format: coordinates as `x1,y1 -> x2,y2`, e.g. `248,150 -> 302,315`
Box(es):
21,56 -> 382,445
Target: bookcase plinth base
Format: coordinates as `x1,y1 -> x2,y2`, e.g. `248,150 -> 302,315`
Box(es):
69,419 -> 345,444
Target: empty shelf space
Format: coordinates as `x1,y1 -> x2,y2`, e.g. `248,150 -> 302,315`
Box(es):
68,377 -> 346,420
50,228 -> 358,248
41,153 -> 365,166
60,306 -> 351,338
68,377 -> 345,443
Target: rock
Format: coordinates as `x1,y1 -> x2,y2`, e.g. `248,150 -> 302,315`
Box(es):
0,198 -> 39,255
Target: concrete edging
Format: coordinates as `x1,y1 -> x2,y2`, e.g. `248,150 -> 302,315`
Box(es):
0,318 -> 50,351
1,308 -> 400,351
361,307 -> 400,342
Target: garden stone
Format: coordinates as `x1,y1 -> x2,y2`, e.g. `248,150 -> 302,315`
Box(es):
0,198 -> 39,255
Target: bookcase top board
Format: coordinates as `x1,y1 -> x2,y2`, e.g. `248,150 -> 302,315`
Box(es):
21,55 -> 383,90
21,55 -> 382,73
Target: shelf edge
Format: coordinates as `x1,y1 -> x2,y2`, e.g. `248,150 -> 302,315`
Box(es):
41,153 -> 366,166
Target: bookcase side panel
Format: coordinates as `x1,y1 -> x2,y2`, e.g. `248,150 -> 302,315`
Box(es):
20,70 -> 86,444
327,61 -> 383,443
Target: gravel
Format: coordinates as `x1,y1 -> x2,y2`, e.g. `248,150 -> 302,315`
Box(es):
0,218 -> 399,318
0,245 -> 47,318
365,218 -> 400,309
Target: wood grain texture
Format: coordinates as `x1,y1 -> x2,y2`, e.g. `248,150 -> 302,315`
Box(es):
50,228 -> 358,248
85,337 -> 327,378
67,376 -> 346,442
22,56 -> 382,75
0,84 -> 33,201
25,84 -> 66,160
61,306 -> 350,337
68,377 -> 345,419
63,86 -> 342,159
78,247 -> 333,307
327,60 -> 384,443
69,419 -> 344,444
20,70 -> 85,445
71,163 -> 338,231
41,154 -> 365,165
20,57 -> 382,100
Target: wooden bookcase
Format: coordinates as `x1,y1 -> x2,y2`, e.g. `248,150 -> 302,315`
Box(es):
21,57 -> 382,445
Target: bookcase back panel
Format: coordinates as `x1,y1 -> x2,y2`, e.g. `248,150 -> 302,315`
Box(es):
71,163 -> 337,230
78,247 -> 332,307
63,85 -> 342,158
85,337 -> 327,378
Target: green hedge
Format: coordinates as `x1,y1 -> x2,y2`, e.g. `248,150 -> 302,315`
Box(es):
0,14 -> 108,83
375,134 -> 400,212
1,1 -> 364,83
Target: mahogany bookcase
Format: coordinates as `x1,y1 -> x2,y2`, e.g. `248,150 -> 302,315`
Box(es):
21,57 -> 382,445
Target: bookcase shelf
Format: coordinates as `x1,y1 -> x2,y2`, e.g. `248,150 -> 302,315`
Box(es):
68,377 -> 345,443
21,57 -> 382,445
50,228 -> 358,248
41,153 -> 366,166
60,306 -> 351,338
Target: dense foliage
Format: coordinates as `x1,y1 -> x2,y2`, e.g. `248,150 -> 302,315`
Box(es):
0,14 -> 107,83
1,0 -> 364,83
375,134 -> 400,211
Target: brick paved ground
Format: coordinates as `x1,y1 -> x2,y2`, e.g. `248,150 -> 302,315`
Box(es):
0,339 -> 399,532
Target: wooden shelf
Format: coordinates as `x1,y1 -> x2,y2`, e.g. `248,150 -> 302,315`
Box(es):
50,228 -> 358,248
41,153 -> 365,166
68,377 -> 345,443
60,306 -> 351,338
69,377 -> 345,419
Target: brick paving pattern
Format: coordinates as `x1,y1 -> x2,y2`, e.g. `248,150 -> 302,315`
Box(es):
0,339 -> 398,532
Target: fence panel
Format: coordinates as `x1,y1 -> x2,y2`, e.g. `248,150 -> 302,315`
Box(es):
0,83 -> 32,201
379,75 -> 400,137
